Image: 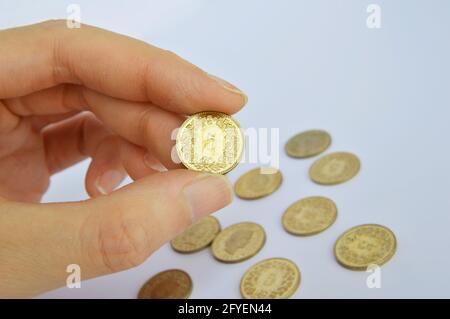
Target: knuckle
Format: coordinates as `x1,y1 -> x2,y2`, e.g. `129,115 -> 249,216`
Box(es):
0,101 -> 20,134
80,173 -> 197,273
94,204 -> 151,272
137,107 -> 163,143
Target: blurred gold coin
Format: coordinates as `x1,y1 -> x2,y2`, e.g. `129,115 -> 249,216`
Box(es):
282,196 -> 337,236
309,152 -> 360,185
176,111 -> 243,174
234,167 -> 282,199
138,269 -> 192,299
211,222 -> 266,263
285,130 -> 331,158
171,216 -> 221,253
334,224 -> 397,271
240,258 -> 300,299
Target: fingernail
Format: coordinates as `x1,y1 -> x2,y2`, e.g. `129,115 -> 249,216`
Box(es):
183,174 -> 233,221
95,170 -> 124,195
144,153 -> 167,172
208,74 -> 248,106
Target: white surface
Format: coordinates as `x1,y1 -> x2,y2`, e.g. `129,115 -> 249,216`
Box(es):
1,0 -> 450,298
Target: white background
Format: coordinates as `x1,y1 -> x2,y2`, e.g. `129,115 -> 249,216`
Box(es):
1,0 -> 450,298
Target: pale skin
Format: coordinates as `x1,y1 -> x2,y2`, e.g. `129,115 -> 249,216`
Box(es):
0,20 -> 247,298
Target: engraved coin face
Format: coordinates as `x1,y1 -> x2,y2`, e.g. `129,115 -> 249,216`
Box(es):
138,269 -> 192,299
285,130 -> 331,158
171,216 -> 221,253
282,196 -> 337,236
176,112 -> 244,174
211,222 -> 266,263
240,258 -> 300,299
234,168 -> 282,199
334,224 -> 397,271
309,152 -> 360,185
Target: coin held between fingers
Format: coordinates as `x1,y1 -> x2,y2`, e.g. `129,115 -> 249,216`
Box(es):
176,112 -> 244,175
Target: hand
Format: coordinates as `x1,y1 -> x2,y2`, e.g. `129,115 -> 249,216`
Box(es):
0,20 -> 246,297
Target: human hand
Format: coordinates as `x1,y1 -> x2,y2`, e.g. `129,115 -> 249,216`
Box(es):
0,20 -> 246,297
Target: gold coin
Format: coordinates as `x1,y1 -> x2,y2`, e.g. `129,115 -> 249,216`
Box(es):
176,111 -> 244,174
285,130 -> 331,158
282,196 -> 337,236
211,222 -> 266,263
334,224 -> 397,271
171,216 -> 221,253
138,269 -> 192,299
309,152 -> 360,185
234,167 -> 282,199
240,258 -> 300,299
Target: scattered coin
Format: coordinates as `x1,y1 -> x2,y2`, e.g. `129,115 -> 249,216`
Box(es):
282,196 -> 337,236
240,258 -> 300,299
211,222 -> 266,263
176,111 -> 244,174
309,152 -> 360,185
171,216 -> 221,253
285,130 -> 331,158
138,269 -> 192,299
234,167 -> 282,199
334,224 -> 397,271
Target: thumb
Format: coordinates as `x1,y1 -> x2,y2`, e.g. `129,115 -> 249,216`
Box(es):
0,170 -> 232,297
79,169 -> 233,276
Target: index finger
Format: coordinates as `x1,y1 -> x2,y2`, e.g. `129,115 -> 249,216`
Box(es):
0,20 -> 247,114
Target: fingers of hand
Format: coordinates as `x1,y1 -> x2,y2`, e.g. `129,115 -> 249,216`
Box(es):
81,169 -> 232,273
39,85 -> 184,172
82,89 -> 183,169
85,136 -> 165,197
43,113 -> 164,196
0,20 -> 247,114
